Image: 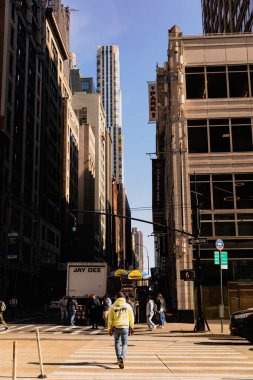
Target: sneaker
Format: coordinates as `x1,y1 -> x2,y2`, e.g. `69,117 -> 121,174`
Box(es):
116,358 -> 120,365
4,327 -> 8,331
153,325 -> 157,330
118,356 -> 124,369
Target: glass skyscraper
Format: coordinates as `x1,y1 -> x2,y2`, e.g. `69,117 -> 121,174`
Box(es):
96,45 -> 124,183
202,0 -> 253,33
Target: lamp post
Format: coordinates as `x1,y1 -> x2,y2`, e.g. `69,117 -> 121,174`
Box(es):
135,243 -> 149,275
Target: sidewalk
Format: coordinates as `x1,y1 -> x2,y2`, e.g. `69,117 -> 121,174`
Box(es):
133,319 -> 231,338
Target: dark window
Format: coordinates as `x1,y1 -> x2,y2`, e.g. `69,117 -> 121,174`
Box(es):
215,222 -> 236,236
235,178 -> 253,209
188,127 -> 208,153
186,67 -> 205,99
190,181 -> 211,211
81,81 -> 90,91
238,221 -> 253,236
200,222 -> 213,236
213,177 -> 234,209
47,229 -> 55,245
228,66 -> 249,97
210,125 -> 230,152
206,66 -> 227,98
231,118 -> 253,152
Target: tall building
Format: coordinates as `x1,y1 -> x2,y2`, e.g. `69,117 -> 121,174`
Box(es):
96,45 -> 124,183
69,54 -> 95,94
154,25 -> 253,321
0,0 -> 46,300
202,0 -> 253,33
132,227 -> 144,271
72,93 -> 107,258
76,118 -> 96,260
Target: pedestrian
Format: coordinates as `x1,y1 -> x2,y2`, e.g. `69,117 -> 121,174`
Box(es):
9,296 -> 18,318
67,296 -> 78,326
0,299 -> 8,331
146,295 -> 157,330
59,295 -> 68,325
108,291 -> 134,369
101,294 -> 112,329
87,294 -> 100,329
125,294 -> 135,312
156,293 -> 166,328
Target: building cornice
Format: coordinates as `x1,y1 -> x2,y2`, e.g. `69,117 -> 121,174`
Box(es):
46,8 -> 68,61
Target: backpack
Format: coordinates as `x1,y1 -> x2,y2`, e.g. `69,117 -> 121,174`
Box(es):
0,301 -> 6,312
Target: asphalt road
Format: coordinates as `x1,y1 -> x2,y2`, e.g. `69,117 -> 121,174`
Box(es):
0,316 -> 253,379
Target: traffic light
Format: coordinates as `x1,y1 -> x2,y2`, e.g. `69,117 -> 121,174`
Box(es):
71,214 -> 77,232
180,269 -> 195,281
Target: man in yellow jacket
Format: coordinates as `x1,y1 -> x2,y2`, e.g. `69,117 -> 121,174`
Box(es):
108,292 -> 134,369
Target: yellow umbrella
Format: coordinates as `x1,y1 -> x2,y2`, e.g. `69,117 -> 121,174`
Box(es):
123,269 -> 150,280
108,268 -> 128,277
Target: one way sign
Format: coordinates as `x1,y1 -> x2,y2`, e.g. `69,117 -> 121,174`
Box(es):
188,238 -> 208,245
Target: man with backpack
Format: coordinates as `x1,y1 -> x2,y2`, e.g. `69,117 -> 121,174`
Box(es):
0,300 -> 8,331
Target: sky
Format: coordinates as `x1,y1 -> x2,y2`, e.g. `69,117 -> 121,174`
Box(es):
64,0 -> 203,272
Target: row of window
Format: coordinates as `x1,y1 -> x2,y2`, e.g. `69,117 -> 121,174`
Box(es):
190,173 -> 253,210
186,65 -> 253,99
188,118 -> 253,153
200,218 -> 253,237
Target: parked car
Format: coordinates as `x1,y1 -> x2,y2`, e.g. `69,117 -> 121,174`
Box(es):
230,307 -> 253,343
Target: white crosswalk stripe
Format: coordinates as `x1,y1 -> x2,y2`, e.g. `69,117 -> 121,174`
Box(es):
48,341 -> 253,379
0,324 -> 105,335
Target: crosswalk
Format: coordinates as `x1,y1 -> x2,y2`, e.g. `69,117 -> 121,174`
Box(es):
0,324 -> 104,335
48,341 -> 253,380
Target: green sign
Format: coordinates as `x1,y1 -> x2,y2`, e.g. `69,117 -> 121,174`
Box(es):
214,251 -> 220,264
221,251 -> 228,265
214,251 -> 228,266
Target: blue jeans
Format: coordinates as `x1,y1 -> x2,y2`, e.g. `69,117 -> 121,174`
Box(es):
113,328 -> 129,358
69,311 -> 76,326
159,311 -> 166,326
61,309 -> 68,324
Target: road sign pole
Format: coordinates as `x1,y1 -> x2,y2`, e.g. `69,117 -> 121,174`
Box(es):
219,249 -> 224,333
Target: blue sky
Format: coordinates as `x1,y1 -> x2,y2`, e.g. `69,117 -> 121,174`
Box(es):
65,0 -> 202,270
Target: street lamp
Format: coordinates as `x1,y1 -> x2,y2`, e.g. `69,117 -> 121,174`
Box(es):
135,243 -> 149,275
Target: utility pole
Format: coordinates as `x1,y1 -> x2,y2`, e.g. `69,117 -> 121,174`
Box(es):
193,183 -> 205,332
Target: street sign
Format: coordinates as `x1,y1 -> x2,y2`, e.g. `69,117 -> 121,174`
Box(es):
214,251 -> 228,269
214,251 -> 220,264
215,239 -> 224,251
221,251 -> 228,269
189,237 -> 208,245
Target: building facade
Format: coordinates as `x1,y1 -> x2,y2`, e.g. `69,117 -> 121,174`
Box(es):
72,93 -> 107,259
132,227 -> 144,271
202,0 -> 253,33
96,45 -> 124,183
0,0 -> 46,300
154,25 -> 253,321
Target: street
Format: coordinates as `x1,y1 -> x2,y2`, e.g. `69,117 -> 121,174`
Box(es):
0,317 -> 253,379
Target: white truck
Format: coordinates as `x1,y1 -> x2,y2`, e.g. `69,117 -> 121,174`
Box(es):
66,262 -> 107,298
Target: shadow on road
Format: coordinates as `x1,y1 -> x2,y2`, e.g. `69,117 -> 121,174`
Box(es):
29,361 -> 118,370
195,340 -> 250,346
